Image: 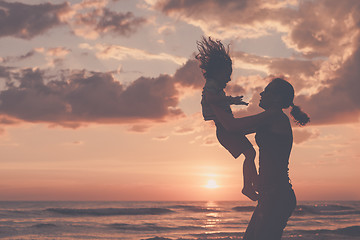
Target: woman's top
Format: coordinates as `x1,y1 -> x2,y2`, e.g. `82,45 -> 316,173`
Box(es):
201,78 -> 233,121
255,121 -> 293,190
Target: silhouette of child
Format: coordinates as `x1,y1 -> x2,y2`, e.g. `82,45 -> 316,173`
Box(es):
197,37 -> 258,201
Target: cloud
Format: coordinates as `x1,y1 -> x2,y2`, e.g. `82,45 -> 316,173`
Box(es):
173,59 -> 204,88
71,7 -> 146,39
202,135 -> 217,146
0,1 -> 69,39
0,115 -> 18,125
45,47 -> 71,57
62,140 -> 84,146
0,65 -> 11,80
127,124 -> 151,133
0,68 -> 183,127
0,58 -> 204,127
83,43 -> 188,65
293,128 -> 319,144
152,135 -> 169,141
154,0 -> 358,57
231,51 -> 322,92
153,0 -> 297,39
0,50 -> 37,64
282,0 -> 360,57
173,126 -> 195,135
295,41 -> 360,125
0,0 -> 146,40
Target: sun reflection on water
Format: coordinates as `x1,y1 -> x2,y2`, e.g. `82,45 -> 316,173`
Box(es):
203,201 -> 222,234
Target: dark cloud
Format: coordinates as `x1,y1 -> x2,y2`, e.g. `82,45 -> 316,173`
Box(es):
232,41 -> 360,125
0,65 -> 11,79
0,1 -> 146,40
232,51 -> 321,92
96,9 -> 146,36
1,50 -> 37,63
173,59 -> 204,88
0,59 -> 203,127
0,68 -> 182,126
73,8 -> 146,38
225,84 -> 246,96
155,0 -> 359,57
286,0 -> 360,57
296,41 -> 360,125
0,115 -> 18,125
269,58 -> 321,92
155,0 -> 294,27
232,46 -> 360,125
0,1 -> 69,39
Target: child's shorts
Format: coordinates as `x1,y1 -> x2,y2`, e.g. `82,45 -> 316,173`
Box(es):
215,122 -> 253,159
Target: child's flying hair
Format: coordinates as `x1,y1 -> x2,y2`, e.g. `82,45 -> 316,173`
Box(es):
196,36 -> 232,79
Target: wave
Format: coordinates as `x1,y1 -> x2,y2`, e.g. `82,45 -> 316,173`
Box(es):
46,207 -> 174,216
141,226 -> 360,240
142,237 -> 172,240
232,206 -> 256,212
297,225 -> 360,237
231,203 -> 359,216
31,223 -> 57,228
168,205 -> 222,213
190,231 -> 242,239
108,223 -> 203,232
294,204 -> 359,216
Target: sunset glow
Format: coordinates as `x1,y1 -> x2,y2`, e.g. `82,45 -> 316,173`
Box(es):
0,0 -> 359,201
205,180 -> 219,189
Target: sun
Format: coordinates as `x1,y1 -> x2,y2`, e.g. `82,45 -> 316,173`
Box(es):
205,179 -> 219,189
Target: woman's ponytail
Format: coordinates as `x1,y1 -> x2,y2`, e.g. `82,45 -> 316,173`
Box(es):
290,103 -> 310,126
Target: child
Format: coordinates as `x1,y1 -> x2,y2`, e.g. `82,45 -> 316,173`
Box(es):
196,37 -> 258,201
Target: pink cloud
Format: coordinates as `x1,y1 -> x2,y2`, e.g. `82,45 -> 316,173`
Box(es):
154,0 -> 360,125
295,43 -> 360,125
0,59 -> 203,127
0,1 -> 146,40
293,128 -> 319,144
71,8 -> 146,39
0,1 -> 69,39
127,124 -> 151,133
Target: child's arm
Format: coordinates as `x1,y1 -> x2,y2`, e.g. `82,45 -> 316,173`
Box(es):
226,96 -> 249,106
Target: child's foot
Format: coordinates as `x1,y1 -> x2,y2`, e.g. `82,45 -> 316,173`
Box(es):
242,186 -> 259,201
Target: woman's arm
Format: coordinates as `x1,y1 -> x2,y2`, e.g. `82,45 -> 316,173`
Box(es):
210,104 -> 274,133
204,89 -> 276,133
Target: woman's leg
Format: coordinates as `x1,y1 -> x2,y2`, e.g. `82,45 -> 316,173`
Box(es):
243,203 -> 261,240
243,187 -> 296,240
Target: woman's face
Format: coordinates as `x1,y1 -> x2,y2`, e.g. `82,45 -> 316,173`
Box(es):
259,82 -> 278,110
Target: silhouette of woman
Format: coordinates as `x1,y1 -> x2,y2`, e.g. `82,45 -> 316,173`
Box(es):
204,78 -> 310,240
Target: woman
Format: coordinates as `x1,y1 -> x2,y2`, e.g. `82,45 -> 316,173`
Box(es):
205,78 -> 310,240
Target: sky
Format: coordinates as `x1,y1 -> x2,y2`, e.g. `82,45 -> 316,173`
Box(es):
0,0 -> 359,201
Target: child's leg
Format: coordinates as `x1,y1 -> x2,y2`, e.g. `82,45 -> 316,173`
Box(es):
215,123 -> 243,158
242,147 -> 259,201
215,124 -> 258,200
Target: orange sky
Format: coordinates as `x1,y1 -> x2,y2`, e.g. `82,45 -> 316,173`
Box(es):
0,0 -> 359,201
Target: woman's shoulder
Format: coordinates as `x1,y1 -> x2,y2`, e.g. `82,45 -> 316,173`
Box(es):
263,110 -> 292,135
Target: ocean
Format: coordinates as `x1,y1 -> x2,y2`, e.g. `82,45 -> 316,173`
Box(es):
0,201 -> 359,240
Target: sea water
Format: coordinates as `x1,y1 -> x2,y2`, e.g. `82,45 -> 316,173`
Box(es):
0,201 -> 359,239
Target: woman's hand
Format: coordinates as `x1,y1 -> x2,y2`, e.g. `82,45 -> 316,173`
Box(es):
230,96 -> 249,106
